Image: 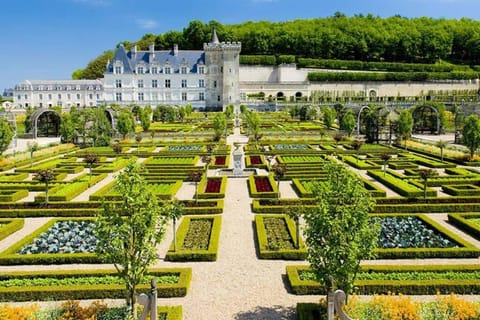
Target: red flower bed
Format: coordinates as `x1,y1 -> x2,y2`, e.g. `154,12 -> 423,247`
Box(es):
205,179 -> 222,193
254,176 -> 273,192
250,156 -> 262,165
215,156 -> 226,165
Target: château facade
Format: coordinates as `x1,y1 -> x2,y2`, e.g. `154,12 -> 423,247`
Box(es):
12,32 -> 480,111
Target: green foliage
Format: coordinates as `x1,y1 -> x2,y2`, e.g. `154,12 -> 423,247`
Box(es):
397,109 -> 414,148
462,114 -> 480,159
115,109 -> 135,139
339,110 -> 356,135
88,108 -> 112,147
303,162 -> 379,296
139,106 -> 152,132
239,55 -> 276,65
0,118 -> 13,156
212,112 -> 227,141
95,162 -> 169,318
308,71 -> 479,81
321,106 -> 336,128
76,50 -> 114,79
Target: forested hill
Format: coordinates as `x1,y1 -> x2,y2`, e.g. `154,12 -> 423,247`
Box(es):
74,15 -> 480,79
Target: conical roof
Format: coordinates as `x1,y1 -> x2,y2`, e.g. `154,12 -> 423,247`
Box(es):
211,29 -> 220,44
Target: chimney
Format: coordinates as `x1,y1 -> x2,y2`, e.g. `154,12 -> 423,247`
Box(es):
149,42 -> 155,61
173,44 -> 178,56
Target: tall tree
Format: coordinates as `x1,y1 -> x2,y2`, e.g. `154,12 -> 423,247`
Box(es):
303,162 -> 379,297
139,106 -> 152,132
95,163 -> 168,319
340,110 -> 356,136
0,118 -> 14,156
213,113 -> 227,141
88,108 -> 112,147
462,114 -> 480,159
419,168 -> 437,199
321,106 -> 336,129
59,113 -> 77,143
396,109 -> 414,149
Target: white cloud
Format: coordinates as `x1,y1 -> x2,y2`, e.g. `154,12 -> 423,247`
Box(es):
136,18 -> 159,30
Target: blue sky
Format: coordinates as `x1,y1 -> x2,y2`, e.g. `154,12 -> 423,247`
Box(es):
2,0 -> 480,92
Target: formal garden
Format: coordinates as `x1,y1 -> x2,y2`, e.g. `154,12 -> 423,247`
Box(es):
1,105 -> 480,319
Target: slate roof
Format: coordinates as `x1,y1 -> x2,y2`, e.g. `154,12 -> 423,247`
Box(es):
107,45 -> 205,74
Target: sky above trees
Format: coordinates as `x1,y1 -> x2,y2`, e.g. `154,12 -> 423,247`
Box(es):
2,0 -> 480,91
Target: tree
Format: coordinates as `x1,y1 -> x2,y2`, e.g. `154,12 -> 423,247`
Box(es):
286,205 -> 306,250
436,140 -> 447,162
462,114 -> 480,159
189,170 -> 203,203
303,162 -> 379,297
245,111 -> 261,143
59,113 -> 77,143
396,109 -> 414,149
213,113 -> 227,141
340,110 -> 356,136
116,110 -> 135,140
95,163 -> 168,319
380,152 -> 392,176
322,106 -> 336,129
112,142 -> 122,158
419,168 -> 437,199
88,108 -> 112,147
84,153 -> 99,185
27,141 -> 39,167
35,169 -> 56,205
162,199 -> 184,252
352,139 -> 364,164
0,118 -> 13,156
225,104 -> 235,119
135,134 -> 142,153
272,163 -> 286,198
139,106 -> 152,132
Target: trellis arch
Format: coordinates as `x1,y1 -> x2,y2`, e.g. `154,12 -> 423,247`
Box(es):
356,105 -> 371,135
30,109 -> 61,139
412,105 -> 441,134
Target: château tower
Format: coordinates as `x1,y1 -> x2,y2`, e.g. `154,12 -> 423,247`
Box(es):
204,30 -> 241,112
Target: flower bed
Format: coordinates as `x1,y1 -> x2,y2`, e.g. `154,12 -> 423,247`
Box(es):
250,156 -> 262,165
255,176 -> 273,192
214,156 -> 226,166
197,177 -> 227,199
248,175 -> 279,198
245,155 -> 268,169
255,214 -> 306,260
273,144 -> 309,150
165,215 -> 221,261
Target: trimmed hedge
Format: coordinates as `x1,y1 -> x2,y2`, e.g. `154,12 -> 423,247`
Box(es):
165,215 -> 222,262
287,265 -> 480,295
448,213 -> 480,240
182,200 -> 224,215
374,214 -> 480,259
0,268 -> 191,301
34,181 -> 90,202
367,170 -> 436,198
255,214 -> 307,260
197,176 -> 227,199
0,217 -> 99,265
0,218 -> 24,241
0,189 -> 28,202
442,184 -> 480,196
247,175 -> 279,198
308,71 -> 479,82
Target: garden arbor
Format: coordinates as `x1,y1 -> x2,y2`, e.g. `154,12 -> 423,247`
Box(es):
412,105 -> 441,134
30,109 -> 61,138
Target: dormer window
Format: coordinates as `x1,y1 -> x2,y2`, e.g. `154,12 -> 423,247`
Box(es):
181,66 -> 188,74
198,66 -> 205,74
114,61 -> 123,74
164,67 -> 171,74
137,66 -> 144,74
151,66 -> 158,74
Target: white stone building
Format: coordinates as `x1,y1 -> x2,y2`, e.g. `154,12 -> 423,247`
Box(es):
13,79 -> 103,109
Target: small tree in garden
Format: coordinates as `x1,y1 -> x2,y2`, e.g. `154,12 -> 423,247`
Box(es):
202,155 -> 212,175
272,163 -> 286,198
352,139 -> 363,164
462,114 -> 480,160
189,170 -> 203,203
436,140 -> 447,162
304,162 -> 379,299
95,163 -> 168,320
286,205 -> 307,249
333,132 -> 343,147
35,169 -> 56,205
213,113 -> 227,142
380,152 -> 392,176
162,199 -> 184,252
28,141 -> 39,167
112,143 -> 122,158
135,134 -> 142,153
419,168 -> 437,199
396,109 -> 414,149
84,153 -> 99,184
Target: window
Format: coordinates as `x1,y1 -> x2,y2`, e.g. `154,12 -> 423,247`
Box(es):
181,79 -> 187,88
67,94 -> 71,100
199,66 -> 205,74
17,95 -> 21,100
115,66 -> 122,74
165,67 -> 171,74
89,94 -> 93,100
138,93 -> 144,101
221,67 -> 223,73
76,94 -> 80,100
165,79 -> 171,88
116,92 -> 122,101
181,66 -> 187,74
96,94 -> 100,100
25,94 -> 28,99
39,94 -> 43,100
115,79 -> 122,88
138,80 -> 144,88
152,80 -> 158,88
48,94 -> 52,100
165,92 -> 171,101
137,66 -> 144,74
199,92 -> 204,101
217,95 -> 221,102
214,80 -> 217,88
152,93 -> 158,101
58,94 -> 61,100
151,67 -> 157,74
182,92 -> 187,101
199,79 -> 205,88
